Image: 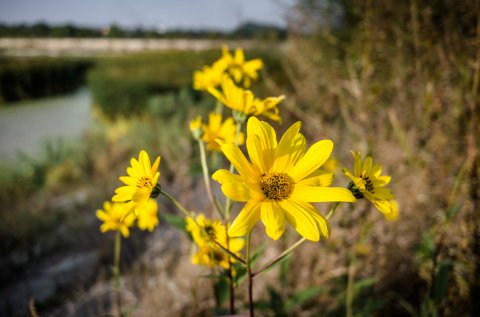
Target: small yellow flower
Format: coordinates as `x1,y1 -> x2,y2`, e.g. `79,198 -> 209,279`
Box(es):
343,151 -> 396,218
189,115 -> 204,140
112,150 -> 161,215
208,76 -> 284,122
137,199 -> 159,231
186,214 -> 245,270
212,117 -> 356,241
96,201 -> 136,237
202,112 -> 244,151
193,59 -> 227,91
222,46 -> 263,88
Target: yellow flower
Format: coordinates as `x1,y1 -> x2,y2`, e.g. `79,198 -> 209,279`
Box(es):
189,115 -> 204,140
202,112 -> 244,151
137,199 -> 159,231
212,117 -> 356,241
222,46 -> 263,88
342,151 -> 396,218
186,214 -> 245,269
385,200 -> 399,221
112,150 -> 161,215
193,59 -> 227,91
96,201 -> 136,237
208,76 -> 285,122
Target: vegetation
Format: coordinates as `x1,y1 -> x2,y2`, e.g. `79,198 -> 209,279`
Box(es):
0,57 -> 93,103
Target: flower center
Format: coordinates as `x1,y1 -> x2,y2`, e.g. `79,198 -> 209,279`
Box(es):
203,225 -> 217,241
137,176 -> 153,190
362,175 -> 375,193
260,173 -> 293,200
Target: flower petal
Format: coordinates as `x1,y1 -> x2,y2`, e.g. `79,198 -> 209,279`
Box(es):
299,171 -> 334,187
219,143 -> 259,182
260,201 -> 285,240
272,121 -> 307,173
290,184 -> 356,203
280,199 -> 325,241
289,140 -> 333,182
228,201 -> 261,237
246,117 -> 277,172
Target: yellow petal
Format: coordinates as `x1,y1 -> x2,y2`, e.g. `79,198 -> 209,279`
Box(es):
246,117 -> 277,172
119,176 -> 137,186
228,201 -> 261,237
372,199 -> 392,215
112,186 -> 136,201
288,140 -> 333,182
260,201 -> 285,240
139,150 -> 152,175
290,184 -> 356,203
272,121 -> 306,173
280,199 -> 322,241
219,143 -> 258,182
299,171 -> 333,187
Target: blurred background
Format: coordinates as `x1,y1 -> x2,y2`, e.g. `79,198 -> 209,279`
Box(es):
0,0 -> 479,316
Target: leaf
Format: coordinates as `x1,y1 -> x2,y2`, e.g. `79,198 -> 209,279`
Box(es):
159,213 -> 188,234
214,276 -> 230,307
285,286 -> 325,312
433,260 -> 453,302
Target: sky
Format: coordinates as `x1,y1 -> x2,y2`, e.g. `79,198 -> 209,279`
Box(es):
0,0 -> 294,31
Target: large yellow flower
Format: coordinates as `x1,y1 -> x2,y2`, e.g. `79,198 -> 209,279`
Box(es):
342,151 -> 396,218
202,112 -> 244,151
222,46 -> 263,88
137,199 -> 159,231
186,214 -> 245,269
212,117 -> 356,241
193,59 -> 227,91
208,76 -> 284,122
112,150 -> 161,215
96,201 -> 136,237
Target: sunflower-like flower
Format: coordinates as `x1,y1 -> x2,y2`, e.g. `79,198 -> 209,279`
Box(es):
222,46 -> 263,88
193,59 -> 227,91
212,117 -> 356,241
112,150 -> 161,215
137,199 -> 159,231
96,201 -> 136,237
208,76 -> 284,123
186,214 -> 245,269
342,151 -> 396,219
189,115 -> 204,140
202,112 -> 244,151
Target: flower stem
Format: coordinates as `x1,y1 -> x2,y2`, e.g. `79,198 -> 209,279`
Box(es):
160,190 -> 193,218
252,202 -> 343,278
198,139 -> 224,219
113,230 -> 122,317
226,231 -> 236,314
246,231 -> 254,317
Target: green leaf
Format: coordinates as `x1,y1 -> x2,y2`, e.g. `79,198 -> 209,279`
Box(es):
285,286 -> 325,312
214,276 -> 230,307
159,213 -> 188,234
433,260 -> 453,302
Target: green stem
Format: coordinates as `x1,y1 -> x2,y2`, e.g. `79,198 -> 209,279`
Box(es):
198,139 -> 224,219
253,202 -> 342,278
226,231 -> 236,314
246,232 -> 254,317
113,230 -> 122,317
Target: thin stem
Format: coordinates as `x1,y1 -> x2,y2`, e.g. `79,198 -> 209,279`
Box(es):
198,139 -> 224,219
246,232 -> 254,317
113,231 -> 122,317
160,190 -> 193,218
226,231 -> 235,314
253,202 -> 342,278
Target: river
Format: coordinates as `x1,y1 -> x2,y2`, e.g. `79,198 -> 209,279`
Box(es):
0,88 -> 92,161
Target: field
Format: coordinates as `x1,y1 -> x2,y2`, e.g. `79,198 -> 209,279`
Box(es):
0,2 -> 479,317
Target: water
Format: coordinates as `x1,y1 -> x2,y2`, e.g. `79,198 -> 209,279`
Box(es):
0,88 -> 91,161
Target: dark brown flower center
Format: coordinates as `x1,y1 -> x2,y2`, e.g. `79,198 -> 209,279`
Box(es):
203,225 -> 217,241
260,173 -> 293,200
362,175 -> 375,193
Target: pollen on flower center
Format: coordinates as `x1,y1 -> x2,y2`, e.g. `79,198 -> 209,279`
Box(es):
260,173 -> 293,200
203,225 -> 217,240
362,176 -> 375,193
137,176 -> 153,189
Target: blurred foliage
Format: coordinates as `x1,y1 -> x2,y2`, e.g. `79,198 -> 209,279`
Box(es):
87,49 -> 286,118
0,57 -> 93,103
